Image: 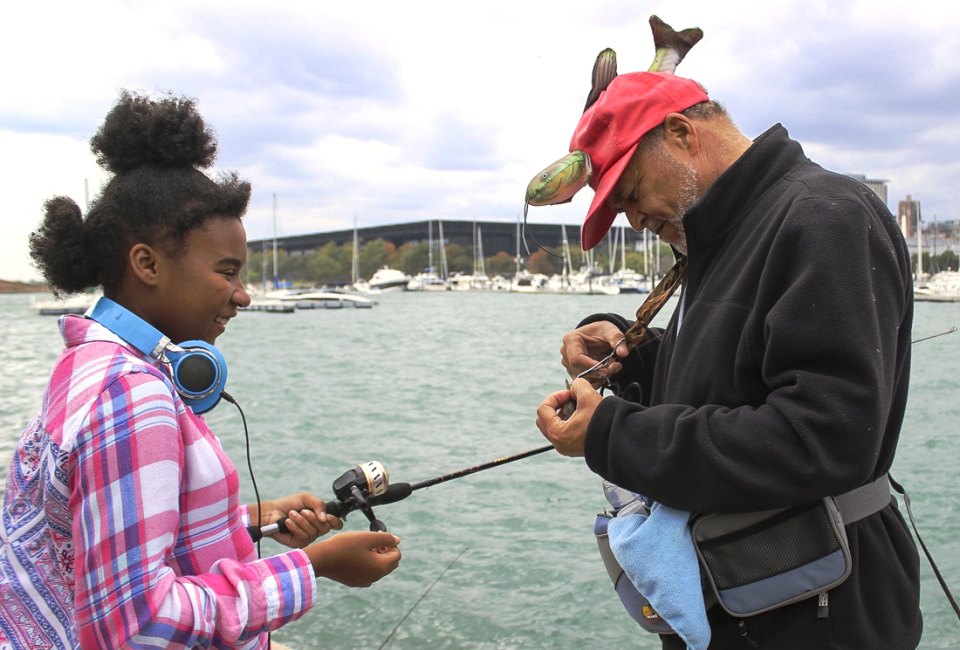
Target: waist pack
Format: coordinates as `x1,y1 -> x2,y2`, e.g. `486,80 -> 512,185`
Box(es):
594,474 -> 892,632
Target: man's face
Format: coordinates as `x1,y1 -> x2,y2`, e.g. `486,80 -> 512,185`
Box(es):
606,135 -> 701,254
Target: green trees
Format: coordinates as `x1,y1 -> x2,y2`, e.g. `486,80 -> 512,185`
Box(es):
245,235 -> 676,287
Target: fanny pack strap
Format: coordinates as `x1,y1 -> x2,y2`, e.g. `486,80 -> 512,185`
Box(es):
834,473 -> 892,524
889,474 -> 960,621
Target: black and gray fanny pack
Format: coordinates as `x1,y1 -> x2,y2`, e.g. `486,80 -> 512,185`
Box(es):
594,474 -> 893,632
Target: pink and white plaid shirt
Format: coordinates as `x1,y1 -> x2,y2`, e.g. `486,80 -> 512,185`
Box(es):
0,315 -> 315,648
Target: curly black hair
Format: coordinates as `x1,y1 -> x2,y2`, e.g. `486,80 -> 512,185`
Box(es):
29,90 -> 251,296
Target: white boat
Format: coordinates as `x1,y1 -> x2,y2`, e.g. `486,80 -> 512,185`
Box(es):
915,271 -> 960,302
446,272 -> 491,291
279,290 -> 376,309
31,293 -> 100,316
366,267 -> 410,292
446,223 -> 492,291
607,225 -> 651,294
608,268 -> 649,294
407,269 -> 447,292
546,269 -> 621,295
407,220 -> 449,291
510,271 -> 549,293
243,299 -> 296,313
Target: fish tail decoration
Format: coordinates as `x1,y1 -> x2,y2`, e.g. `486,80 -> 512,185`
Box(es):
647,14 -> 704,73
524,150 -> 593,207
524,15 -> 702,215
584,48 -> 618,112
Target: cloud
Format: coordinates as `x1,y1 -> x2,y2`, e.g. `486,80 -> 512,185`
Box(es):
1,0 -> 957,281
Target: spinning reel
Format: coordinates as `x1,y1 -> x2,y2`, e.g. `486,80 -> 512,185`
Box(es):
251,460 -> 410,540
327,461 -> 391,531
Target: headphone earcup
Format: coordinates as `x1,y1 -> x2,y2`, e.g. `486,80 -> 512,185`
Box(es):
168,341 -> 228,414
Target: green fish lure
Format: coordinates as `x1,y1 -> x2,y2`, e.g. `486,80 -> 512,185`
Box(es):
524,150 -> 592,207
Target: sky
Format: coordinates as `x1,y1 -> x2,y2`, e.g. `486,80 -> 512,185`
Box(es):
2,0 -> 958,281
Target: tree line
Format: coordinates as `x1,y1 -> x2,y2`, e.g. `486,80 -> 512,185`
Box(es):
245,237 -> 670,288
246,239 -> 958,289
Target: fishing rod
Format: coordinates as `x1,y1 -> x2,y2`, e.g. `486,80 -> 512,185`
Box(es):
408,444 -> 554,491
912,325 -> 957,344
250,444 -> 555,540
252,325 -> 960,540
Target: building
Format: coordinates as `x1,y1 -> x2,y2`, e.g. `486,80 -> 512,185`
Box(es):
845,173 -> 889,208
247,219 -> 645,261
897,194 -> 920,239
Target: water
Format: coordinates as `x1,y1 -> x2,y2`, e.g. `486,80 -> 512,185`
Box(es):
0,292 -> 957,649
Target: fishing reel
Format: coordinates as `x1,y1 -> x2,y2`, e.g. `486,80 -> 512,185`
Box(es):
327,460 -> 391,531
250,461 -> 398,540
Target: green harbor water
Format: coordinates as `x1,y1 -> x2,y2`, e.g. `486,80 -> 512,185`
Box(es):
0,291 -> 957,648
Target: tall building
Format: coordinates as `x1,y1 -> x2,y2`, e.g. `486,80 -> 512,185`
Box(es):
845,173 -> 889,207
898,194 -> 920,239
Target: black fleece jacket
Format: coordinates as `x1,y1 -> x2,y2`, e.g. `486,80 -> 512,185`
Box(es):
583,125 -> 922,648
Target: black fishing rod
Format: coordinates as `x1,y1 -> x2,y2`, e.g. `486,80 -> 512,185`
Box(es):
250,444 -> 555,540
408,444 -> 554,491
912,325 -> 957,344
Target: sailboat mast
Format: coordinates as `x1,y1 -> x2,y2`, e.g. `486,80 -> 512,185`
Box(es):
438,219 -> 448,279
621,225 -> 627,272
515,214 -> 521,275
917,200 -> 923,279
272,193 -> 279,289
608,229 -> 615,274
352,214 -> 359,286
477,226 -> 486,276
428,220 -> 434,272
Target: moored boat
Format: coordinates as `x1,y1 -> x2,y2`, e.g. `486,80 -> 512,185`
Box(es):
366,267 -> 410,292
31,293 -> 100,316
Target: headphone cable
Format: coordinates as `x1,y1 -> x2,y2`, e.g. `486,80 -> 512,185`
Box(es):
223,390 -> 279,647
221,391 -> 263,560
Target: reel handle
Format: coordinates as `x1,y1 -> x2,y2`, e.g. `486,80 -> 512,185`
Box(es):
248,482 -> 413,541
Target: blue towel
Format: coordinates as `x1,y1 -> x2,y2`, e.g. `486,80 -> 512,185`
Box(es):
608,502 -> 711,650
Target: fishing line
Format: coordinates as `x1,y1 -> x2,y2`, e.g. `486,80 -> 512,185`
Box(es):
522,201 -> 566,261
377,548 -> 469,650
911,325 -> 957,344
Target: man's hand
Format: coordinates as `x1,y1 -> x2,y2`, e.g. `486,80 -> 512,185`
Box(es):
561,321 -> 628,386
536,378 -> 603,456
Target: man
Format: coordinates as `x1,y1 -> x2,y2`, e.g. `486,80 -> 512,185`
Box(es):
534,71 -> 922,648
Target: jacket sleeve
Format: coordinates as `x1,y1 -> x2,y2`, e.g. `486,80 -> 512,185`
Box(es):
71,370 -> 315,649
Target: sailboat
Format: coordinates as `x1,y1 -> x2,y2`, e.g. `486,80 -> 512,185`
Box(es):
447,221 -> 491,291
609,225 -> 648,293
245,195 -> 296,313
913,201 -> 960,302
407,220 -> 447,291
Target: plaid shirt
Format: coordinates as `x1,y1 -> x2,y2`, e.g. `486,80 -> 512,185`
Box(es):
0,315 -> 314,648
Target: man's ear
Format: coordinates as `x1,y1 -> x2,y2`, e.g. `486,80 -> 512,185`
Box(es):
129,243 -> 162,286
662,113 -> 698,153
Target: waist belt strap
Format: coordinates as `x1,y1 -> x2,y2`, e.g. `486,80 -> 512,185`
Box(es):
835,474 -> 891,524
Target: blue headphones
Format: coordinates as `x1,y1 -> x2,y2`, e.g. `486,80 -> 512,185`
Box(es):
86,297 -> 228,414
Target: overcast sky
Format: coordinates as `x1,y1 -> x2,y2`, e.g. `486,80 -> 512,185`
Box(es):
2,0 -> 957,281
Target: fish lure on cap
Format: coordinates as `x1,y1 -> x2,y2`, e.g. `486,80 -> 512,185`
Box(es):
523,15 -> 703,212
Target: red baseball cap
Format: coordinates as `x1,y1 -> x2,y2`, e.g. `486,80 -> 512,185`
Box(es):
570,72 -> 708,250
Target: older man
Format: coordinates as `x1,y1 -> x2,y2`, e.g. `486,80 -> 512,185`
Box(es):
535,71 -> 922,648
